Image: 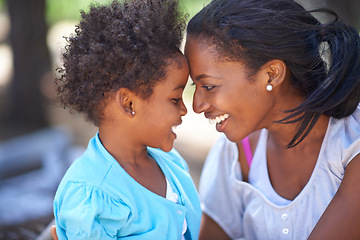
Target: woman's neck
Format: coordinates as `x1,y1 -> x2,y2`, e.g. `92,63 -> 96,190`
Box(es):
267,113 -> 329,150
265,114 -> 330,200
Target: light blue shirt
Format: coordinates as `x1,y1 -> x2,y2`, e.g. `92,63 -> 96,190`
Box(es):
53,133 -> 201,240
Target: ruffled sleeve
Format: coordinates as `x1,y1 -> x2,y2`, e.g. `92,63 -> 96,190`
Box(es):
55,182 -> 131,240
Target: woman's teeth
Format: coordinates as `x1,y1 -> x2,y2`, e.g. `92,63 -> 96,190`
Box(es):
209,114 -> 230,125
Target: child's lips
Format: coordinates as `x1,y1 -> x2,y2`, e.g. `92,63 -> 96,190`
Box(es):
171,120 -> 182,135
173,119 -> 182,128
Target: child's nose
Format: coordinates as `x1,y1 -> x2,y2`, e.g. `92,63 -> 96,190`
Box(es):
180,100 -> 187,116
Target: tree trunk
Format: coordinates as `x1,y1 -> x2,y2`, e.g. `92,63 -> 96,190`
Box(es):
6,0 -> 51,130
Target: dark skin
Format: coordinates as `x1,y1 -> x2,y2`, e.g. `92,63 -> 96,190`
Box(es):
99,53 -> 188,197
99,104 -> 167,198
51,226 -> 58,240
51,53 -> 189,239
185,38 -> 360,240
266,125 -> 326,200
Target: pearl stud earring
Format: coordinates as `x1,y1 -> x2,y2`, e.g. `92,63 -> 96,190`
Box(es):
266,84 -> 273,92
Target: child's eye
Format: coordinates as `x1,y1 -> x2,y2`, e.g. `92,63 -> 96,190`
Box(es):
202,85 -> 215,91
172,98 -> 181,103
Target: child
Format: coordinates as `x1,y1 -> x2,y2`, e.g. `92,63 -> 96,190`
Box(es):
53,0 -> 201,239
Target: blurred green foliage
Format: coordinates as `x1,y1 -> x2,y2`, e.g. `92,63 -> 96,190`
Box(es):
180,0 -> 210,19
46,0 -> 210,26
46,0 -> 112,25
0,0 -> 209,25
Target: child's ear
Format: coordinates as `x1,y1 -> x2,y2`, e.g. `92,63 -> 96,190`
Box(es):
115,88 -> 136,117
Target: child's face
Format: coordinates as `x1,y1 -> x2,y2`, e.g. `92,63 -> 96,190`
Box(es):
135,53 -> 189,152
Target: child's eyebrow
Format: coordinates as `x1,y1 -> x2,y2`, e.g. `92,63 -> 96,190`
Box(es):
173,85 -> 186,91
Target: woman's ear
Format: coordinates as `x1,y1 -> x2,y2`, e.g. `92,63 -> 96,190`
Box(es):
115,88 -> 136,117
265,59 -> 287,90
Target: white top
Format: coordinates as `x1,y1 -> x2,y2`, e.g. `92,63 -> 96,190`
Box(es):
199,105 -> 360,240
166,178 -> 187,239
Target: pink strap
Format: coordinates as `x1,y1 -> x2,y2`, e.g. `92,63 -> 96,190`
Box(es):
241,137 -> 253,167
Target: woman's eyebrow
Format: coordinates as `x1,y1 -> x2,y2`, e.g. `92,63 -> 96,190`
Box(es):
194,74 -> 220,81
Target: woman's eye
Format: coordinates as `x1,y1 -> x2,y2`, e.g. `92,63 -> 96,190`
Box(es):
202,85 -> 215,91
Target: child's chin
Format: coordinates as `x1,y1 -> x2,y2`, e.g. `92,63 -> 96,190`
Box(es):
149,140 -> 174,152
159,143 -> 174,152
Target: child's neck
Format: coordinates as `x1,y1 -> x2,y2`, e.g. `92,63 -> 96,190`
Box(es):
98,125 -> 148,165
98,125 -> 167,198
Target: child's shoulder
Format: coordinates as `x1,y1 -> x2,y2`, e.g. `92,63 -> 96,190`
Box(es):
57,135 -> 122,196
61,152 -> 113,186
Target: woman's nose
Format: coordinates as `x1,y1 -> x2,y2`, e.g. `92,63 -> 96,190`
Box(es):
192,89 -> 210,114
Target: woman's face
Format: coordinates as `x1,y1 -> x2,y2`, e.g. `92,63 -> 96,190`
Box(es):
185,38 -> 278,142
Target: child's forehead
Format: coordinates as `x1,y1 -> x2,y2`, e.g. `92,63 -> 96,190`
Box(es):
150,57 -> 188,94
166,51 -> 187,68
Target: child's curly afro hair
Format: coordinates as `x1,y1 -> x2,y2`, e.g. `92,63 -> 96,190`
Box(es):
56,0 -> 187,125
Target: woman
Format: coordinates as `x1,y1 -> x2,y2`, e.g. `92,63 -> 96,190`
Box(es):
185,0 -> 360,239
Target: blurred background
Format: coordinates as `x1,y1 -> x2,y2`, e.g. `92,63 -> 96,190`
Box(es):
0,0 -> 358,239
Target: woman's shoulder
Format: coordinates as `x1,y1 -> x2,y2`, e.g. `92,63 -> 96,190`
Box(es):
324,105 -> 360,168
327,105 -> 360,147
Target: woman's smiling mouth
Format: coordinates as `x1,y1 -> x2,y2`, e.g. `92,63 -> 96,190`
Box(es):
209,113 -> 230,125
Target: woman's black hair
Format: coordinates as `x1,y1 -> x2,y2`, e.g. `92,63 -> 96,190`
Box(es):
187,0 -> 360,147
56,0 -> 187,125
